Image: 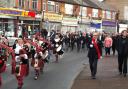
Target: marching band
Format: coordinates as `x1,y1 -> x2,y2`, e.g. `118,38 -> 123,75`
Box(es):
0,29 -> 128,88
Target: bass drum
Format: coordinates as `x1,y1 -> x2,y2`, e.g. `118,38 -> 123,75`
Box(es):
56,45 -> 64,55
56,45 -> 62,52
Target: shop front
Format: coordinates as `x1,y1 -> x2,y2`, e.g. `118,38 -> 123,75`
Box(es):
0,7 -> 36,37
78,16 -> 91,32
61,17 -> 78,33
43,13 -> 63,32
90,20 -> 102,32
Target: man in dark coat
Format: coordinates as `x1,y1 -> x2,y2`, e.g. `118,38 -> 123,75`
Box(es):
116,30 -> 128,77
87,32 -> 101,79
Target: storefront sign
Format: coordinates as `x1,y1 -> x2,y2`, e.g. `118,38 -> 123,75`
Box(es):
91,20 -> 102,29
78,16 -> 91,24
62,17 -> 78,26
102,21 -> 116,27
0,8 -> 36,18
44,13 -> 63,22
0,8 -> 22,16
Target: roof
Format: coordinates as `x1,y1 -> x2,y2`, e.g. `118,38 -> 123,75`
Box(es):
49,0 -> 100,8
89,0 -> 117,11
82,0 -> 99,9
51,0 -> 78,5
49,0 -> 117,11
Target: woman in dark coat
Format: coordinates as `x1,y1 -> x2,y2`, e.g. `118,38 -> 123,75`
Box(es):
116,30 -> 128,77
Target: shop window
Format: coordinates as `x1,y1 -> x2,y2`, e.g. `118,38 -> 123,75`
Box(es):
0,20 -> 14,37
32,0 -> 38,10
48,1 -> 55,12
19,0 -> 24,8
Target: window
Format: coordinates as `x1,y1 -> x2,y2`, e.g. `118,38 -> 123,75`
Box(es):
65,4 -> 73,15
48,1 -> 55,12
106,11 -> 111,19
43,0 -> 46,11
79,7 -> 87,17
19,0 -> 24,8
56,2 -> 59,13
102,11 -> 105,19
27,0 -> 29,9
92,9 -> 98,18
112,12 -> 116,20
32,0 -> 38,10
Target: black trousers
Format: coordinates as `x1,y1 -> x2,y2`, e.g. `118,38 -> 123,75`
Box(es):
118,54 -> 127,74
112,46 -> 116,55
105,47 -> 111,55
89,57 -> 98,77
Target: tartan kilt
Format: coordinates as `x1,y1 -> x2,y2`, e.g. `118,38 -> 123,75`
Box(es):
15,64 -> 27,77
31,59 -> 43,69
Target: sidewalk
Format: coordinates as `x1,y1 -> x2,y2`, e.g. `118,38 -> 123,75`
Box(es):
71,55 -> 128,89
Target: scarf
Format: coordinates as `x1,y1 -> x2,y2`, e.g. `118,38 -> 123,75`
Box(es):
92,38 -> 101,60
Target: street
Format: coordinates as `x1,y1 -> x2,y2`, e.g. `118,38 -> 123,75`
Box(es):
1,50 -> 88,89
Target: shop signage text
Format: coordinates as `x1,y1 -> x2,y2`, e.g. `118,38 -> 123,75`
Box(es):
44,13 -> 63,22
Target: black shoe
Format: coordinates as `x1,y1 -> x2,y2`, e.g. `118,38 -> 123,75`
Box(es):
92,76 -> 96,79
124,74 -> 127,77
119,72 -> 122,75
17,86 -> 22,89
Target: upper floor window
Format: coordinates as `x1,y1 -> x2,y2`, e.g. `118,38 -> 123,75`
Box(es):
92,9 -> 98,18
79,7 -> 87,17
48,1 -> 55,12
43,0 -> 46,11
106,11 -> 111,19
32,0 -> 38,10
56,2 -> 59,13
19,0 -> 24,8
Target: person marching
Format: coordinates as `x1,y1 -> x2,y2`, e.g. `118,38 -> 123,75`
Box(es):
87,32 -> 101,79
116,30 -> 128,77
32,50 -> 43,80
53,34 -> 64,63
0,47 -> 6,87
14,39 -> 29,89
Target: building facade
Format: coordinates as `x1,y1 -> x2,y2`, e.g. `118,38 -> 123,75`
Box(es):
105,0 -> 128,32
0,0 -> 117,37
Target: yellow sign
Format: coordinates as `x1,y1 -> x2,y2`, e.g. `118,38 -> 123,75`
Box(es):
44,13 -> 63,22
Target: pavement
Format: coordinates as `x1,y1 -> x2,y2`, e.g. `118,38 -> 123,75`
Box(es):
1,49 -> 88,89
71,55 -> 128,89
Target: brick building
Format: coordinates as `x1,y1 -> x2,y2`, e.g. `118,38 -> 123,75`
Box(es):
105,0 -> 128,23
0,0 -> 117,37
104,0 -> 128,32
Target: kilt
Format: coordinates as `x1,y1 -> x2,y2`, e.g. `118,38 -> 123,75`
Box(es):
16,64 -> 27,77
31,59 -> 43,69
